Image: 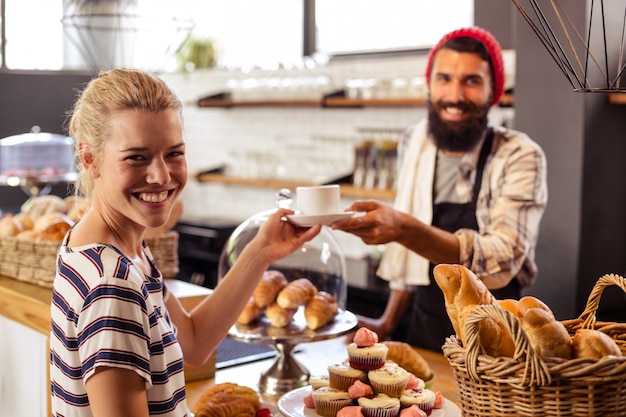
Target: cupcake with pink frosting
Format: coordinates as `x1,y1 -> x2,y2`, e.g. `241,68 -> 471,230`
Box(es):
347,328 -> 388,371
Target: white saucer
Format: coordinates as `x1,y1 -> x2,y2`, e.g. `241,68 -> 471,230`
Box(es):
286,212 -> 355,227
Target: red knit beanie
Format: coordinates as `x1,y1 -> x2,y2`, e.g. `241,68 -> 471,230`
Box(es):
425,26 -> 505,106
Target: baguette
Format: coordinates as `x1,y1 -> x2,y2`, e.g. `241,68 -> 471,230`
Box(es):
276,277 -> 318,309
304,291 -> 338,330
433,264 -> 514,357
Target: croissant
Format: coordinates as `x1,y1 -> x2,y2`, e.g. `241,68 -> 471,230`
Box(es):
193,382 -> 261,411
304,291 -> 338,330
237,297 -> 264,325
193,392 -> 256,417
265,302 -> 295,328
253,270 -> 288,308
276,277 -> 318,309
382,341 -> 434,381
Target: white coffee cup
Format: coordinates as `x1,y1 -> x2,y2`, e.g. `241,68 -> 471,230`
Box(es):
296,184 -> 340,215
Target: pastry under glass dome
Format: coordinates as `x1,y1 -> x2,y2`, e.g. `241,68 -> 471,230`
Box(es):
218,208 -> 348,309
217,207 -> 357,398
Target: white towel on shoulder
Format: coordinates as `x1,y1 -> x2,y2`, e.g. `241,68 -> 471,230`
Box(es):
377,120 -> 436,288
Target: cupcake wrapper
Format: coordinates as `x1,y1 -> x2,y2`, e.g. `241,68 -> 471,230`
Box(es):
329,373 -> 368,391
369,381 -> 406,398
349,357 -> 386,371
361,406 -> 400,417
313,399 -> 354,417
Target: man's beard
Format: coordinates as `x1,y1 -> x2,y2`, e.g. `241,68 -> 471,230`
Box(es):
427,99 -> 490,152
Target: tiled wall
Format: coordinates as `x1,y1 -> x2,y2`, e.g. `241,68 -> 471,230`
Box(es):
160,53 -> 515,260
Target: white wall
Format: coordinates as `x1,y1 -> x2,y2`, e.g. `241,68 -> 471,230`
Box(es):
161,53 -> 515,260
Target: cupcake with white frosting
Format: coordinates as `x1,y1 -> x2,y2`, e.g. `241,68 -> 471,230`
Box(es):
357,393 -> 401,417
311,387 -> 353,417
368,361 -> 410,398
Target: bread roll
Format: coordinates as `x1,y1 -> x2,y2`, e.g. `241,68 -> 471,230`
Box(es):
276,277 -> 318,309
21,195 -> 66,218
65,196 -> 89,223
34,213 -> 73,241
0,214 -> 34,236
382,341 -> 434,381
253,270 -> 288,308
236,297 -> 263,325
572,329 -> 622,359
521,308 -> 572,359
498,299 -> 519,316
265,302 -> 295,328
304,291 -> 338,330
516,296 -> 554,320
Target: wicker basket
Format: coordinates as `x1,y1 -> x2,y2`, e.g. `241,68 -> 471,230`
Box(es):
0,231 -> 179,288
442,273 -> 626,417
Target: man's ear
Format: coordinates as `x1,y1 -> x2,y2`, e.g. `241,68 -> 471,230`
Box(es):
78,142 -> 99,178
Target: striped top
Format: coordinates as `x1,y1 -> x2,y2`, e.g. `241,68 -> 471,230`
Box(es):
50,233 -> 191,416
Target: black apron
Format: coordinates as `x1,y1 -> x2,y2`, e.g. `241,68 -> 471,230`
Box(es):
404,128 -> 521,351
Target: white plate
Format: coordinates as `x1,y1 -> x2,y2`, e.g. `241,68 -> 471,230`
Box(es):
286,212 -> 355,227
277,386 -> 461,417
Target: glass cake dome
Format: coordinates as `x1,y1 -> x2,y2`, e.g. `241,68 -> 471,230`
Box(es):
218,208 -> 348,308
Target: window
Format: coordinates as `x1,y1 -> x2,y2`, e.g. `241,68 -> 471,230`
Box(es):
315,0 -> 474,56
1,0 -> 472,72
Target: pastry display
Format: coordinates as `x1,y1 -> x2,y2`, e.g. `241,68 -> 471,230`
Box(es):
236,273 -> 339,331
301,328 -> 444,417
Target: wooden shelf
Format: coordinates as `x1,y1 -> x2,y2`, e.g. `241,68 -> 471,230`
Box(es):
608,93 -> 626,104
196,173 -> 396,200
196,93 -> 426,109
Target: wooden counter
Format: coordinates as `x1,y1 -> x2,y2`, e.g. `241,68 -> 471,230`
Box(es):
0,275 -> 460,414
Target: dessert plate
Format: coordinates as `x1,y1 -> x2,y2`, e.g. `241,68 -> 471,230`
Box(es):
278,386 -> 461,417
286,212 -> 355,227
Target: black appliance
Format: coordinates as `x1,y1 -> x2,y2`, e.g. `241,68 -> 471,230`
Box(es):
174,217 -> 238,289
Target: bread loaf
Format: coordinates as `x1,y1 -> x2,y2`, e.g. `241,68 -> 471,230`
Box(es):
21,195 -> 66,218
433,264 -> 514,358
382,341 -> 434,381
521,308 -> 572,359
572,329 -> 622,359
276,277 -> 318,309
304,291 -> 338,330
253,270 -> 288,308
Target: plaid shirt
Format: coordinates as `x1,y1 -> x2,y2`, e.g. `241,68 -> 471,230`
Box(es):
379,120 -> 548,290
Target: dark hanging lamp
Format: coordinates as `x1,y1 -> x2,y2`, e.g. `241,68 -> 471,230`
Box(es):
512,0 -> 626,92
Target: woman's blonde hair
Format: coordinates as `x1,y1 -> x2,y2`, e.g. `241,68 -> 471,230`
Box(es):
66,68 -> 183,198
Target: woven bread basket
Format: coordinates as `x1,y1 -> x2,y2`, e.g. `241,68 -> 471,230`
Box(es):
0,231 -> 179,288
442,273 -> 626,417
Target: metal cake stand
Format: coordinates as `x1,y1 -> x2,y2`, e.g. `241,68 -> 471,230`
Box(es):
227,307 -> 357,398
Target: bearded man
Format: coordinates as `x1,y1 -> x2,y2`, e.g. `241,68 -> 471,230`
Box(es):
333,27 -> 548,351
